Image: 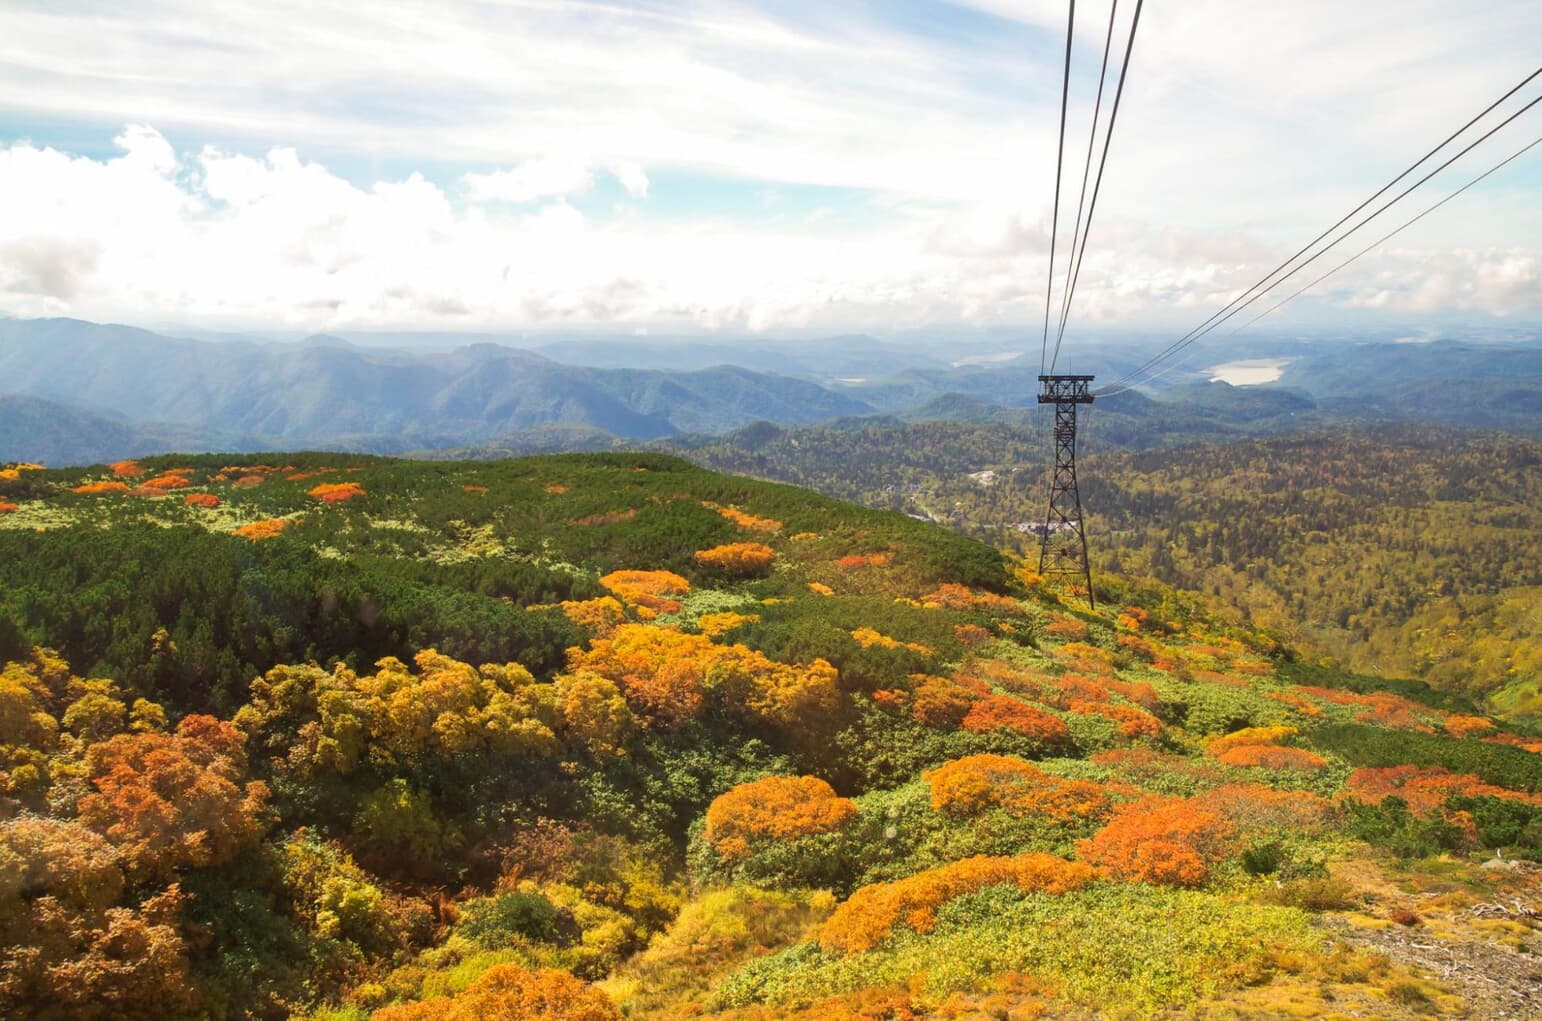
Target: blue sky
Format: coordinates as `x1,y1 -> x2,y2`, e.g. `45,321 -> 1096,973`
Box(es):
0,0 -> 1538,335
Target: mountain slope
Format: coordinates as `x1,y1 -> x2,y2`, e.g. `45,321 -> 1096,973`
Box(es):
0,318 -> 875,455
3,451 -> 1540,1019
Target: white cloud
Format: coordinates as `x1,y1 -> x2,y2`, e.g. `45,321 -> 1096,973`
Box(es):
464,157 -> 595,203
0,1 -> 1538,332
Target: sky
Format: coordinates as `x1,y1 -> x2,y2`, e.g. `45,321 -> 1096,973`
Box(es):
0,0 -> 1539,338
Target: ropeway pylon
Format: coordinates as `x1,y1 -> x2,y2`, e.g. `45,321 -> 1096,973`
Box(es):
1036,374 -> 1095,608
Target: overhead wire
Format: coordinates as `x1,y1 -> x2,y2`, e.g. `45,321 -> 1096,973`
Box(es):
1049,0 -> 1145,374
1041,0 -> 1077,375
1225,130 -> 1542,339
1102,63 -> 1542,394
1049,0 -> 1120,365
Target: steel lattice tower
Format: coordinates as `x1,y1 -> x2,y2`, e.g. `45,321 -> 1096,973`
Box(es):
1036,374 -> 1095,608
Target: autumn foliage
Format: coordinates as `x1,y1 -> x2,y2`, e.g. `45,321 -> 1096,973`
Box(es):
559,597 -> 628,639
77,715 -> 271,879
960,696 -> 1070,743
310,481 -> 367,505
1078,796 -> 1235,887
819,854 -> 1096,953
72,481 -> 131,495
1345,765 -> 1542,816
1068,699 -> 1163,740
695,542 -> 776,576
372,964 -> 619,1020
704,775 -> 858,860
182,493 -> 221,508
924,754 -> 1111,822
717,506 -> 782,532
140,473 -> 192,491
919,584 -> 1024,615
233,518 -> 296,540
909,673 -> 986,728
599,570 -> 690,616
566,624 -> 839,730
1215,744 -> 1327,770
108,460 -> 146,478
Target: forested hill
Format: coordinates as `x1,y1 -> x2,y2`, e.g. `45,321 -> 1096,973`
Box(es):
671,422 -> 1542,718
2,453 -> 1541,1019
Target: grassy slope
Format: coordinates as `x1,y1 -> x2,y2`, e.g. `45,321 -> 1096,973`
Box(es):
3,453 -> 1540,1019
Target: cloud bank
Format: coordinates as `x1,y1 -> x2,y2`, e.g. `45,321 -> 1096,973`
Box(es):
0,0 -> 1538,332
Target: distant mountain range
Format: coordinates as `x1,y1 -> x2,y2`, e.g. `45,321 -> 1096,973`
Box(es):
0,316 -> 1538,465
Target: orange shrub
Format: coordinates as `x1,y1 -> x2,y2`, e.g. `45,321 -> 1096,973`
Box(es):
920,584 -> 1024,615
1197,784 -> 1335,833
568,623 -> 838,729
836,552 -> 891,569
1265,691 -> 1325,718
183,493 -> 221,508
1345,765 -> 1542,815
231,474 -> 266,488
559,597 -> 627,639
1214,744 -> 1327,770
819,854 -> 1096,953
695,542 -> 776,575
1484,733 -> 1542,754
1078,796 -> 1234,887
1116,633 -> 1160,661
704,775 -> 858,860
925,754 -> 1111,821
851,627 -> 929,655
371,964 -> 619,1020
808,582 -> 835,596
953,623 -> 992,647
139,473 -> 192,491
599,570 -> 690,615
72,481 -> 131,495
309,481 -> 366,505
109,460 -> 145,478
717,506 -> 782,532
961,696 -> 1070,743
1205,726 -> 1297,758
0,501 -> 17,514
1444,715 -> 1496,739
1068,699 -> 1162,740
233,518 -> 295,541
697,611 -> 760,638
910,674 -> 984,728
1044,616 -> 1089,641
1289,686 -> 1434,732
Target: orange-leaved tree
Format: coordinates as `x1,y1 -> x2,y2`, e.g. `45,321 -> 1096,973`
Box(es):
78,715 -> 271,880
819,854 -> 1096,953
704,775 -> 858,860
